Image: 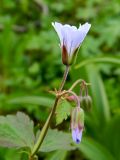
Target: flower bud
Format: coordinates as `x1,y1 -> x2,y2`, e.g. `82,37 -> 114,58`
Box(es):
71,107 -> 84,144
80,95 -> 92,111
66,95 -> 76,101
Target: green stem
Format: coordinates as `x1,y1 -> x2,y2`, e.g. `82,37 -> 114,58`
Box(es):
59,65 -> 69,91
69,79 -> 83,91
30,65 -> 69,157
31,97 -> 59,157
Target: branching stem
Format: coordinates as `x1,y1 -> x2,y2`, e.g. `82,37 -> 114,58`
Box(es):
30,65 -> 69,158
69,79 -> 83,91
61,90 -> 80,108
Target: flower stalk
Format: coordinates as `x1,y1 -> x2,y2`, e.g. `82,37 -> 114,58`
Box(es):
30,66 -> 69,158
59,65 -> 69,91
31,97 -> 59,157
69,79 -> 83,91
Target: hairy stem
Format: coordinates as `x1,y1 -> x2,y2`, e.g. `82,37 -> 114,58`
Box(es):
31,98 -> 59,157
59,65 -> 69,91
69,79 -> 83,91
30,66 -> 69,157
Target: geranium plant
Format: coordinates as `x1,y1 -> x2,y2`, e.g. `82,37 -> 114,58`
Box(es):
0,22 -> 91,160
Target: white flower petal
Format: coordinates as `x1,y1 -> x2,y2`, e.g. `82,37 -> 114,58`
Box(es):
78,22 -> 91,43
69,31 -> 80,55
69,23 -> 91,54
52,22 -> 63,45
61,25 -> 73,55
72,129 -> 77,142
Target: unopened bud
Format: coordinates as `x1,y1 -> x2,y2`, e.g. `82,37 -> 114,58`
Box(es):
80,95 -> 92,111
66,95 -> 76,101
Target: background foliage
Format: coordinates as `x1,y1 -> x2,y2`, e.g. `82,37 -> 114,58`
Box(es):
0,0 -> 120,159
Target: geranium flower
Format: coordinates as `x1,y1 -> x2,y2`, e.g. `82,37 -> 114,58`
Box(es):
71,107 -> 84,144
52,22 -> 91,65
72,127 -> 83,144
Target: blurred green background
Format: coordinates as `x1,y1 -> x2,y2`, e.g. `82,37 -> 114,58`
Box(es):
0,0 -> 120,160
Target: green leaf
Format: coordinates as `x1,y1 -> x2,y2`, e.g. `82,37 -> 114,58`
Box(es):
39,129 -> 76,152
56,99 -> 72,125
0,112 -> 35,150
75,56 -> 120,69
46,151 -> 67,160
103,116 -> 120,160
78,137 -> 115,160
0,148 -> 21,160
86,64 -> 111,123
7,96 -> 54,108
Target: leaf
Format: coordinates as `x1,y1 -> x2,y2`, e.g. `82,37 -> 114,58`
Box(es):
103,116 -> 120,160
86,64 -> 111,123
56,99 -> 72,125
8,96 -> 54,108
78,137 -> 115,160
46,151 -> 67,160
39,129 -> 76,152
0,148 -> 21,160
75,56 -> 120,69
0,112 -> 35,150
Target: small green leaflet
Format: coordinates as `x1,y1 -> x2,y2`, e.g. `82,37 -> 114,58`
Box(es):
56,99 -> 72,125
0,112 -> 35,150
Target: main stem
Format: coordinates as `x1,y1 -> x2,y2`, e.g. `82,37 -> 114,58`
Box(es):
31,65 -> 69,158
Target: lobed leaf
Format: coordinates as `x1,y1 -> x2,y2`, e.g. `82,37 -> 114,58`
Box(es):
39,129 -> 76,152
56,99 -> 72,125
46,151 -> 67,160
0,112 -> 35,150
